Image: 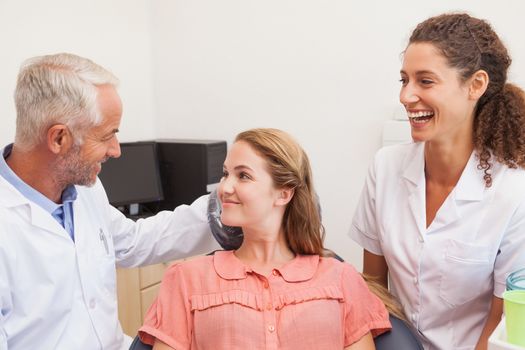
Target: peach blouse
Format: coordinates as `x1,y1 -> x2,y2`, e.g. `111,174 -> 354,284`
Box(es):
139,251 -> 391,349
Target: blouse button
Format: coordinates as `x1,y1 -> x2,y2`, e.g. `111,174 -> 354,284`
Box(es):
268,325 -> 275,332
263,281 -> 269,289
272,269 -> 278,276
266,303 -> 273,310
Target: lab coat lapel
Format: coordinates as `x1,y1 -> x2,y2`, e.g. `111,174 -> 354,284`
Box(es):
402,143 -> 427,237
0,176 -> 66,236
427,152 -> 484,234
426,193 -> 461,234
29,202 -> 68,235
453,152 -> 485,202
72,189 -> 92,248
72,188 -> 107,251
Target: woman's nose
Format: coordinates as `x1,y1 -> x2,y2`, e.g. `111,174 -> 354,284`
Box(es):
219,176 -> 234,195
399,84 -> 419,106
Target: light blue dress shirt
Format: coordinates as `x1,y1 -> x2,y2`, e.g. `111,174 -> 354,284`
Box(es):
0,144 -> 77,240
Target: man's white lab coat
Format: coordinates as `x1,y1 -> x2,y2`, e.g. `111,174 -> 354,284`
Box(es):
0,177 -> 219,350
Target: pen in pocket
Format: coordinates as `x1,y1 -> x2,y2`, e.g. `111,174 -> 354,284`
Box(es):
99,229 -> 109,254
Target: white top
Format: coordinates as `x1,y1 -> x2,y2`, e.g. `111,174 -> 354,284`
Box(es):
350,142 -> 525,350
0,177 -> 220,350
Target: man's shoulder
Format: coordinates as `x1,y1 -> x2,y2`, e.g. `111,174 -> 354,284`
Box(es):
0,175 -> 27,209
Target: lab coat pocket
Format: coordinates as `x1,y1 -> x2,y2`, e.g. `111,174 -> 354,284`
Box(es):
97,254 -> 117,295
439,239 -> 492,307
96,230 -> 117,295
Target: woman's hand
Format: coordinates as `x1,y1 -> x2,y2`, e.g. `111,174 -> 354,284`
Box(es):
475,296 -> 503,350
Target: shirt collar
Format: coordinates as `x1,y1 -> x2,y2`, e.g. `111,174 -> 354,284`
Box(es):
0,144 -> 78,213
401,142 -> 485,201
213,250 -> 320,282
402,142 -> 425,186
453,151 -> 486,201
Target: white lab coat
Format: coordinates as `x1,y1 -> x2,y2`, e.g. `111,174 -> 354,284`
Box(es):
0,176 -> 220,350
350,142 -> 525,350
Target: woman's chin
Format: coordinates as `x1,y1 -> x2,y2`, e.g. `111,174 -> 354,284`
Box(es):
410,132 -> 428,143
220,215 -> 240,228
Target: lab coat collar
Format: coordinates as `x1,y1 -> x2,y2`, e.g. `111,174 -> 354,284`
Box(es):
0,175 -> 28,208
401,143 -> 427,235
401,143 -> 485,201
0,176 -> 71,237
401,142 -> 486,235
401,142 -> 425,187
427,152 -> 486,233
453,151 -> 486,201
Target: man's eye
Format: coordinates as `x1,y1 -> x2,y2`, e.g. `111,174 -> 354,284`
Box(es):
399,78 -> 407,85
421,79 -> 434,85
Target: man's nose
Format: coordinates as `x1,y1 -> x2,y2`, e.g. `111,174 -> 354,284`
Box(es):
108,137 -> 121,158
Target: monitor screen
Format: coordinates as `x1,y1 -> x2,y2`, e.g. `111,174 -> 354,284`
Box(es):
98,142 -> 164,207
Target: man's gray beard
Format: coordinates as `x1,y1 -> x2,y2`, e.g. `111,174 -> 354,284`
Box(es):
53,144 -> 97,188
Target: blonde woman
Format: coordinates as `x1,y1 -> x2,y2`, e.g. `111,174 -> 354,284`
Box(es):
139,128 -> 391,349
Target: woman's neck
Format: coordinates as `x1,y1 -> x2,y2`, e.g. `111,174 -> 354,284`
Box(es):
424,138 -> 474,187
235,227 -> 295,276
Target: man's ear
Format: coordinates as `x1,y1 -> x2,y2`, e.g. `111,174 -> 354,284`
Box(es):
276,187 -> 294,207
47,124 -> 73,155
469,69 -> 489,100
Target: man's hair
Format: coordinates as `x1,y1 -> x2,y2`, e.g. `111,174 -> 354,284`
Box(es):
14,53 -> 119,150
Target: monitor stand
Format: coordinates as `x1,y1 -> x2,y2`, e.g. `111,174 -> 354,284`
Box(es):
123,203 -> 155,221
129,203 -> 140,216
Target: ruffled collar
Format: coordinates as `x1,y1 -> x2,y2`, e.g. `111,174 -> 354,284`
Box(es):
213,250 -> 320,282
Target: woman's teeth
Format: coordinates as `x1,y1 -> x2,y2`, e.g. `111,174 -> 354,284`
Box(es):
407,111 -> 434,123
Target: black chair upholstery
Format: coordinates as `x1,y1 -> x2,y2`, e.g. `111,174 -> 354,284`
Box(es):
375,315 -> 424,350
129,335 -> 152,350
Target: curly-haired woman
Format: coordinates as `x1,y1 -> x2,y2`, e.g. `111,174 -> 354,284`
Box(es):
350,13 -> 525,350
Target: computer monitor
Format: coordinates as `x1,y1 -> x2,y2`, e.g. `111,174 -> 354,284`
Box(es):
98,142 -> 164,216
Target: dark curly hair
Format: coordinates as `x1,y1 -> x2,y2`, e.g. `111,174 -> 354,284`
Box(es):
409,13 -> 525,186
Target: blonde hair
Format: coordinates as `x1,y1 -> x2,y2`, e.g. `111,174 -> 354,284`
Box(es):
236,128 -> 405,321
362,274 -> 407,321
235,128 -> 325,255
